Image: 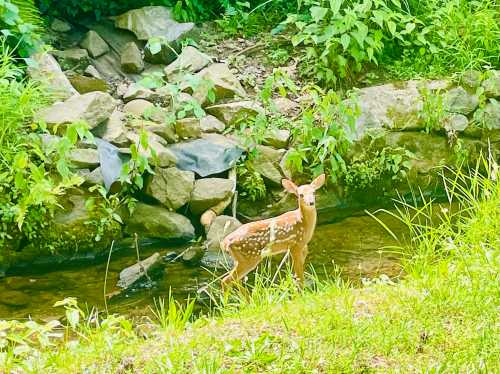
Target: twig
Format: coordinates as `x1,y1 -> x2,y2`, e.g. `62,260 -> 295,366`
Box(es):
233,42 -> 265,57
103,240 -> 114,316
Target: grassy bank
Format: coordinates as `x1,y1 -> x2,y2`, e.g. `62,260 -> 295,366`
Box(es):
0,164 -> 498,373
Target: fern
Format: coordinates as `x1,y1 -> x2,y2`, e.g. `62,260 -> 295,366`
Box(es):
11,0 -> 44,27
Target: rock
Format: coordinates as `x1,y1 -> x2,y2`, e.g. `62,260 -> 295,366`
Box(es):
125,203 -> 195,241
481,70 -> 500,98
444,86 -> 479,115
126,131 -> 176,167
121,42 -> 144,73
205,215 -> 242,251
52,48 -> 90,71
273,97 -> 299,116
181,245 -> 204,266
253,145 -> 285,185
200,115 -> 225,133
50,18 -> 71,32
206,101 -> 264,127
189,63 -> 246,105
190,178 -> 234,214
35,92 -> 117,130
79,167 -> 104,185
263,129 -> 290,149
473,99 -> 500,141
142,122 -> 178,143
461,70 -> 482,89
123,83 -> 158,102
68,74 -> 109,94
145,167 -> 194,210
84,65 -> 103,79
115,6 -> 194,65
0,290 -> 30,307
164,46 -> 211,79
117,252 -> 163,289
80,30 -> 109,58
175,118 -> 202,139
443,114 -> 469,133
94,109 -> 130,147
115,6 -> 194,41
348,80 -> 449,140
164,251 -> 177,262
123,99 -> 154,117
28,52 -> 78,100
68,149 -> 99,169
39,133 -> 62,151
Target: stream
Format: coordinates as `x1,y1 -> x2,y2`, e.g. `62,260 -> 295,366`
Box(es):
0,210 -> 409,321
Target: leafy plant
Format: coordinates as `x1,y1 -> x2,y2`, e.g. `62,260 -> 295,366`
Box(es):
236,156 -> 267,201
0,0 -> 41,56
284,0 -> 425,86
417,85 -> 447,133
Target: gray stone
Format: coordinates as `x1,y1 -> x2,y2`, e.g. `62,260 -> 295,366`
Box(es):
68,74 -> 108,94
272,97 -> 299,116
461,70 -> 482,89
165,46 -> 211,79
125,203 -> 195,241
143,122 -> 178,143
69,149 -> 99,169
115,6 -> 194,41
95,109 -> 130,147
39,133 -> 62,151
123,99 -> 154,117
50,18 -> 71,32
263,129 -> 290,149
28,52 -> 78,100
79,167 -> 104,185
145,167 -> 194,210
188,63 -> 246,105
253,145 -> 285,185
80,30 -> 109,58
444,86 -> 479,115
444,114 -> 469,133
35,92 -> 117,130
84,65 -> 103,79
206,215 -> 242,251
206,101 -> 264,127
52,48 -> 90,71
190,178 -> 234,214
175,118 -> 202,139
117,252 -> 163,289
473,99 -> 500,141
121,42 -> 144,73
123,83 -> 158,102
481,70 -> 500,98
200,115 -> 225,133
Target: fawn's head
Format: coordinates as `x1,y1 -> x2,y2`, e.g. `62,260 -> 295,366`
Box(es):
282,174 -> 326,209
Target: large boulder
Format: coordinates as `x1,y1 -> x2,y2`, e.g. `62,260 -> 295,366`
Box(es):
93,110 -> 130,147
80,30 -> 109,58
481,70 -> 500,98
28,52 -> 78,100
121,42 -> 144,73
205,215 -> 242,252
164,46 -> 211,80
145,167 -> 195,210
123,99 -> 154,117
188,63 -> 246,105
473,99 -> 500,141
206,101 -> 264,127
444,86 -> 479,115
125,203 -> 195,241
52,48 -> 90,71
253,145 -> 285,185
200,115 -> 225,133
68,74 -> 109,94
190,178 -> 234,214
68,148 -> 99,169
50,18 -> 71,32
115,6 -> 194,64
35,92 -> 117,130
348,80 -> 449,140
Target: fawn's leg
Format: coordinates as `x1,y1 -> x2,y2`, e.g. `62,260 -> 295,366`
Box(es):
291,245 -> 307,286
221,256 -> 260,291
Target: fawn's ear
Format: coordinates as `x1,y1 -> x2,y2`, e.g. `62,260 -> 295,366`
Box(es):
311,174 -> 326,190
282,179 -> 298,195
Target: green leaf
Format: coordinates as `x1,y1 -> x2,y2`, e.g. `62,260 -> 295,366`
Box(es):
329,0 -> 342,15
387,21 -> 397,36
340,34 -> 350,51
310,7 -> 328,22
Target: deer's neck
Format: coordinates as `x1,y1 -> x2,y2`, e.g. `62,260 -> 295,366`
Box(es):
298,202 -> 317,242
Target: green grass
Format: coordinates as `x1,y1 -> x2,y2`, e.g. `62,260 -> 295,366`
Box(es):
0,162 -> 498,373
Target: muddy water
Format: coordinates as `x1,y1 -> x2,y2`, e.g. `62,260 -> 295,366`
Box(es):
0,210 -> 408,321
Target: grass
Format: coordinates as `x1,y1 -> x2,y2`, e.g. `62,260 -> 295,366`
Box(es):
0,161 -> 498,372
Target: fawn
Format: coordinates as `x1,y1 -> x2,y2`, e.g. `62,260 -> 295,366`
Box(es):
221,174 -> 325,288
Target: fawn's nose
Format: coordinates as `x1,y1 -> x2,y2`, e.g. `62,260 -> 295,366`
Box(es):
309,201 -> 315,206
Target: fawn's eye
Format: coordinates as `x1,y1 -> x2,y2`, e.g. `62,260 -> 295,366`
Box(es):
299,193 -> 304,198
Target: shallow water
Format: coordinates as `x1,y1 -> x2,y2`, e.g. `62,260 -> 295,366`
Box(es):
0,210 -> 408,321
